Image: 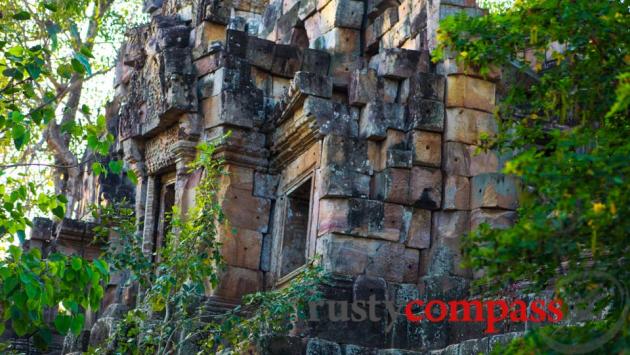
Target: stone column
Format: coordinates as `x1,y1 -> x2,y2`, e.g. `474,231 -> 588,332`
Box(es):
172,140 -> 198,209
141,175 -> 158,258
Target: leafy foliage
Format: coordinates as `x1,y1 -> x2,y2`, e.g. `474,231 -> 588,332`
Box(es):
202,261 -> 327,354
0,246 -> 109,350
435,0 -> 629,352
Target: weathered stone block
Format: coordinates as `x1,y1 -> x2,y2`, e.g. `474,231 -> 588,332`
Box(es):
426,211 -> 470,277
320,166 -> 371,198
212,265 -> 263,300
298,0 -> 318,20
371,168 -> 411,204
250,66 -> 272,94
444,107 -> 497,145
409,166 -> 442,210
330,53 -> 362,87
202,89 -> 262,129
246,36 -> 275,71
380,77 -> 399,103
317,199 -> 402,241
410,130 -> 441,167
225,29 -> 248,57
271,44 -> 303,78
272,75 -> 292,100
220,164 -> 254,191
193,21 -> 226,58
384,149 -> 413,169
443,175 -> 470,210
353,275 -> 388,301
277,2 -> 303,45
320,0 -> 364,31
193,51 -> 223,77
253,172 -> 280,199
220,186 -> 270,233
292,71 -> 333,98
470,173 -> 520,210
306,338 -> 342,355
405,72 -> 445,103
302,48 -> 331,75
443,142 -> 500,177
470,208 -> 517,230
390,17 -> 412,48
365,7 -> 399,51
317,233 -> 419,283
406,208 -> 431,249
321,134 -> 370,174
349,69 -> 378,106
408,99 -> 444,132
219,227 -> 263,270
198,65 -> 250,98
313,101 -> 359,137
446,75 -> 496,112
260,335 -> 307,354
372,129 -> 410,170
359,102 -> 407,140
437,57 -> 501,81
304,11 -> 323,41
313,28 -> 361,57
375,48 -> 421,79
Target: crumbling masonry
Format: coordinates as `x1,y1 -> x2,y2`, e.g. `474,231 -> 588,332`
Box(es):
67,0 -> 525,352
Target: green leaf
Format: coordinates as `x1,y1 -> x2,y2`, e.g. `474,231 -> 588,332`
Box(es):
3,276 -> 18,295
43,2 -> 58,11
108,160 -> 123,174
51,205 -> 65,219
16,230 -> 26,244
70,58 -> 85,74
127,169 -> 138,185
70,314 -> 84,334
56,63 -> 72,79
8,245 -> 22,260
12,124 -> 28,150
12,11 -> 31,21
25,282 -> 39,299
2,68 -> 22,79
70,257 -> 82,271
46,22 -> 61,50
93,259 -> 109,275
73,53 -> 92,76
79,46 -> 94,59
25,63 -> 41,80
54,315 -> 72,334
69,23 -> 80,42
92,162 -> 106,176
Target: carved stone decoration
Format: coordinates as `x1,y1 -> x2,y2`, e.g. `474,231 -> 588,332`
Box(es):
144,124 -> 180,174
119,16 -> 196,141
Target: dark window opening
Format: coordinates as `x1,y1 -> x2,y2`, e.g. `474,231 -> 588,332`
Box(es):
280,177 -> 312,277
153,181 -> 175,263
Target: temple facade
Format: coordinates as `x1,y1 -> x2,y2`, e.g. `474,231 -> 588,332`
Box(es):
59,0 -> 524,352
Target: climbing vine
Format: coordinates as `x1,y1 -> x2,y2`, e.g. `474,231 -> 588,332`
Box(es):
91,139 -> 227,354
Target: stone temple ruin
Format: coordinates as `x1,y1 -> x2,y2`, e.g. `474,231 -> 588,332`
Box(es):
36,0 -> 526,353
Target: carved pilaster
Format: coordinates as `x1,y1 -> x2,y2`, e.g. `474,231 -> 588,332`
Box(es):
173,140 -> 198,207
141,176 -> 158,258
